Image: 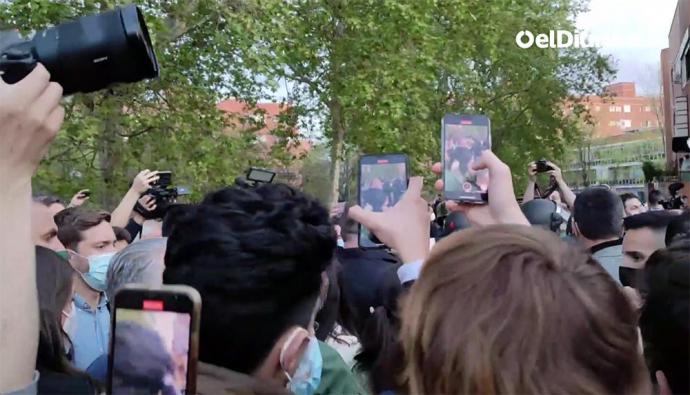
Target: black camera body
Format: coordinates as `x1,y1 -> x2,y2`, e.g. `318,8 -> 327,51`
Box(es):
536,159 -> 553,173
135,172 -> 189,220
0,5 -> 158,95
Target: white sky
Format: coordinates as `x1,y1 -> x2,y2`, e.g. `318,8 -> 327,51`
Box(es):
577,0 -> 678,94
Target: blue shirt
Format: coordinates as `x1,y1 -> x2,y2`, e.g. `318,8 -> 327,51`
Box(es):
67,292 -> 110,370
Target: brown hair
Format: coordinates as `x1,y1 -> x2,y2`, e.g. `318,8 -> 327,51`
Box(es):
57,208 -> 111,250
113,226 -> 132,243
401,224 -> 649,395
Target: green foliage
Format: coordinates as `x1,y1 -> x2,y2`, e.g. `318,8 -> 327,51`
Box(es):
642,160 -> 664,183
215,0 -> 615,198
3,0 -> 614,205
1,0 -> 272,208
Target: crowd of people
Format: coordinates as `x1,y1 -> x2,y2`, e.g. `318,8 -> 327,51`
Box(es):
1,64 -> 689,395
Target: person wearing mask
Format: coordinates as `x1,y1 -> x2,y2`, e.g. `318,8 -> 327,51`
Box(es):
572,188 -> 625,284
648,189 -> 665,211
35,247 -> 99,394
164,183 -> 363,395
0,64 -> 64,395
639,240 -> 689,395
31,198 -> 66,252
56,210 -> 117,370
621,193 -> 647,217
621,211 -> 680,271
400,225 -> 650,394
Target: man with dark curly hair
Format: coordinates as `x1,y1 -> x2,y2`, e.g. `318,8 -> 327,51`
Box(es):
164,182 -> 363,395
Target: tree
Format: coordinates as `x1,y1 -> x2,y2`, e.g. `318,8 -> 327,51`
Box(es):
222,0 -> 614,202
0,0 -> 277,207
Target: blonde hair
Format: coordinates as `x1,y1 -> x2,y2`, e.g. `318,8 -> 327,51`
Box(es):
401,224 -> 649,394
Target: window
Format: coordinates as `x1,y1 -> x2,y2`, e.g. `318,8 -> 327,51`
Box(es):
621,119 -> 632,128
644,106 -> 651,112
595,105 -> 601,112
623,105 -> 631,113
608,120 -> 618,126
609,106 -> 616,112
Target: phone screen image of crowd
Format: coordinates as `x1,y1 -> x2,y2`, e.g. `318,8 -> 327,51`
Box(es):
111,309 -> 191,395
359,161 -> 406,246
443,123 -> 490,195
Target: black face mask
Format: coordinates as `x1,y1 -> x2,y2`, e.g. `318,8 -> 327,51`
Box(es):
619,267 -> 648,295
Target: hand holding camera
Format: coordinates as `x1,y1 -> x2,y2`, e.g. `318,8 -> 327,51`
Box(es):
132,170 -> 160,195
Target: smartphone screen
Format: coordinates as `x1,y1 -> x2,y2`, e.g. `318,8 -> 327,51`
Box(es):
109,286 -> 200,395
442,114 -> 491,203
358,154 -> 408,248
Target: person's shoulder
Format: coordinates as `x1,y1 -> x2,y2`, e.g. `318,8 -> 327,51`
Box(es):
316,341 -> 367,395
38,371 -> 96,395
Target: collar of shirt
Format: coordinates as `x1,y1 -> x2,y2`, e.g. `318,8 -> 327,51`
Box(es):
73,292 -> 108,311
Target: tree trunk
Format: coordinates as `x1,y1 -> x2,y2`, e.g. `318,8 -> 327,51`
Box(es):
328,99 -> 346,206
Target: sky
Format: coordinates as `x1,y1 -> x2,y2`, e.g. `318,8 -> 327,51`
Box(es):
576,0 -> 678,95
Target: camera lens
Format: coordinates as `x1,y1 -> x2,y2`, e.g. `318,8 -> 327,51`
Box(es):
31,4 -> 158,95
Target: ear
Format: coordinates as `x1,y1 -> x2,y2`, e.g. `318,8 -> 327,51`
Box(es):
253,326 -> 309,385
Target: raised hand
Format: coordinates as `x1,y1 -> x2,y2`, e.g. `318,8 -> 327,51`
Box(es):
432,150 -> 529,227
131,169 -> 160,194
349,177 -> 430,262
69,189 -> 90,207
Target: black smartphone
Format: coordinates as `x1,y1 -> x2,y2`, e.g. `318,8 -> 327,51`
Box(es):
442,114 -> 491,203
79,190 -> 91,198
108,285 -> 201,395
154,171 -> 172,188
358,154 -> 408,248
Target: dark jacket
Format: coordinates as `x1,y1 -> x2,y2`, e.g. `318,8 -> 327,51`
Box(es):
197,362 -> 289,395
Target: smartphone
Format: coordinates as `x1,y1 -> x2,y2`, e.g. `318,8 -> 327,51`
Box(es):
79,190 -> 91,198
442,114 -> 491,203
108,285 -> 201,395
154,171 -> 172,188
358,154 -> 408,248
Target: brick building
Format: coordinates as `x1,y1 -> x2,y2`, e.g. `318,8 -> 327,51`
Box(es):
660,0 -> 690,182
581,82 -> 660,138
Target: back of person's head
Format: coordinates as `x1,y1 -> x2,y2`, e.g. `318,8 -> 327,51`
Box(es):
666,210 -> 690,245
161,204 -> 189,237
164,182 -> 335,374
623,210 -> 679,232
338,206 -> 359,244
56,208 -> 111,251
112,227 -> 132,244
574,187 -> 624,241
649,190 -> 663,205
640,240 -> 690,395
401,225 -> 649,394
106,238 -> 167,302
521,199 -> 564,233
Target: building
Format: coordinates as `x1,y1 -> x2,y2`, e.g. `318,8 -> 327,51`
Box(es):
581,82 -> 660,138
216,100 -> 312,185
661,0 -> 690,182
216,100 -> 311,158
563,129 -> 666,197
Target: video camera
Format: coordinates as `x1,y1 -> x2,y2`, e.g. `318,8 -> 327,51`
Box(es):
135,171 -> 190,220
0,4 -> 158,95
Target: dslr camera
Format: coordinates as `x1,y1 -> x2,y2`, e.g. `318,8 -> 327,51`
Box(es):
136,171 -> 189,220
536,159 -> 554,173
0,5 -> 158,95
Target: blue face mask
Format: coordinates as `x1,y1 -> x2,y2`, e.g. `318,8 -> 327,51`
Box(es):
281,331 -> 322,395
83,252 -> 116,291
